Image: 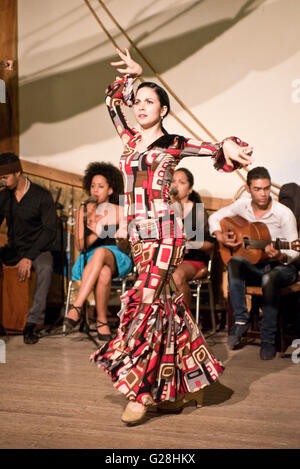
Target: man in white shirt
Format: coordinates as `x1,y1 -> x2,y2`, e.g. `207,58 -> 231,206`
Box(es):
209,167 -> 299,360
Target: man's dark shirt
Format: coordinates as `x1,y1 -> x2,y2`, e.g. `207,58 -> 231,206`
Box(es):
0,180 -> 57,265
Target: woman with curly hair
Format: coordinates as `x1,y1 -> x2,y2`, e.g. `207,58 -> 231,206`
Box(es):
64,162 -> 133,341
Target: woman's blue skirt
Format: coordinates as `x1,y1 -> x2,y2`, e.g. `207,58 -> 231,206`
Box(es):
71,245 -> 133,281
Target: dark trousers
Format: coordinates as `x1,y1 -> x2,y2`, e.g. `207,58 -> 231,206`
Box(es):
228,256 -> 298,344
26,251 -> 53,325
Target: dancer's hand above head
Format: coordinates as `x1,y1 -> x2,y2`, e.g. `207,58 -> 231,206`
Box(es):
223,139 -> 253,168
110,47 -> 142,77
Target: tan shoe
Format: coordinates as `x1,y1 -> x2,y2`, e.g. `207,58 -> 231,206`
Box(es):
121,401 -> 147,426
182,389 -> 204,408
158,389 -> 203,413
157,395 -> 184,414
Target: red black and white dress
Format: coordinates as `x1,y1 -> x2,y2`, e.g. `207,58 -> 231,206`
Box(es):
92,75 -> 247,405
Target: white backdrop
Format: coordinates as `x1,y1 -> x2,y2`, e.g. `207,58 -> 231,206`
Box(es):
18,0 -> 300,197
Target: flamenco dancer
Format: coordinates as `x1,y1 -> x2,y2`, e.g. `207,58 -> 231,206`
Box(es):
91,48 -> 253,425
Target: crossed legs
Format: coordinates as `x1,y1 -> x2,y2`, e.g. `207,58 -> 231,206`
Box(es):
66,248 -> 116,336
95,264 -> 113,336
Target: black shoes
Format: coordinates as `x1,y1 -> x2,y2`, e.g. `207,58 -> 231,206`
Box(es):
228,321 -> 277,360
260,342 -> 276,360
63,304 -> 83,334
227,322 -> 250,349
23,323 -> 39,345
96,320 -> 113,342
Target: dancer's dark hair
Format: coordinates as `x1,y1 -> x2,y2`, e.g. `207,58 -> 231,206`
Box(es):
136,82 -> 187,150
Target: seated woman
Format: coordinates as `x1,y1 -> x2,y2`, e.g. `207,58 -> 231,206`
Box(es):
171,168 -> 214,307
64,162 -> 133,340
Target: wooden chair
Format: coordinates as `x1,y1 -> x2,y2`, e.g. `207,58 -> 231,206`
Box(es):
227,272 -> 300,355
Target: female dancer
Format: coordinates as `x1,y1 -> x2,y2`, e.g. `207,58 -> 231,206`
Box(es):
64,162 -> 132,341
91,48 -> 253,424
171,167 -> 214,307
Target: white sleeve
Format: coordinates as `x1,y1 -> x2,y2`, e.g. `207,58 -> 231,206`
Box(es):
208,200 -> 245,236
279,208 -> 300,264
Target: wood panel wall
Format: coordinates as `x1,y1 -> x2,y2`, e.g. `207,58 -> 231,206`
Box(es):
22,160 -> 232,212
0,0 -> 19,155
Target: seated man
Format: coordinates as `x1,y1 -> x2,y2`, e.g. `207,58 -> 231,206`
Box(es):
171,168 -> 214,308
209,166 -> 299,360
0,153 -> 57,344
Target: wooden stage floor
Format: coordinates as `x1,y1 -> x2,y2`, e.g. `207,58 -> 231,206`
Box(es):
1,329 -> 300,450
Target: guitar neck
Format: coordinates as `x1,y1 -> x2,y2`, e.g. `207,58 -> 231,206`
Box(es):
244,239 -> 291,250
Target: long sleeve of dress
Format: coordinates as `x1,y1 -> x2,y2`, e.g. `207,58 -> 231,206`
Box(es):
178,136 -> 249,172
105,75 -> 137,141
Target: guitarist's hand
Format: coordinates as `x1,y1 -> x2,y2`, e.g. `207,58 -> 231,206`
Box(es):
215,230 -> 242,249
265,243 -> 281,260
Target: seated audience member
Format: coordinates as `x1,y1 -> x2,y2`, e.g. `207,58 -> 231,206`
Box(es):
209,166 -> 300,360
64,162 -> 133,341
171,168 -> 214,307
0,153 -> 57,344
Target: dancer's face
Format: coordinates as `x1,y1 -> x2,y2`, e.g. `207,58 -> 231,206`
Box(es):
133,87 -> 167,129
90,175 -> 113,204
171,170 -> 192,201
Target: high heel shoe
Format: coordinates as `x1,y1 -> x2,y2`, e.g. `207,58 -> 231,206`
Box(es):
182,389 -> 204,408
157,389 -> 204,413
96,320 -> 113,342
156,394 -> 185,414
63,305 -> 83,334
121,401 -> 148,426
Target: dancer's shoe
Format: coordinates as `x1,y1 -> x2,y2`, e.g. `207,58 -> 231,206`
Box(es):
157,389 -> 203,413
121,401 -> 147,426
157,395 -> 184,414
156,401 -> 183,414
182,389 -> 204,408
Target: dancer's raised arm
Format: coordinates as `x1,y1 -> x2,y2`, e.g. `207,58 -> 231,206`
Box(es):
105,48 -> 142,141
106,48 -> 253,170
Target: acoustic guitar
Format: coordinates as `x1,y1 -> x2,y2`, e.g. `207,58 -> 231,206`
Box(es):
219,215 -> 300,265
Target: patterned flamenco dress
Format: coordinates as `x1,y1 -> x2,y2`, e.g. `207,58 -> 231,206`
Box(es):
92,75 -> 247,406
